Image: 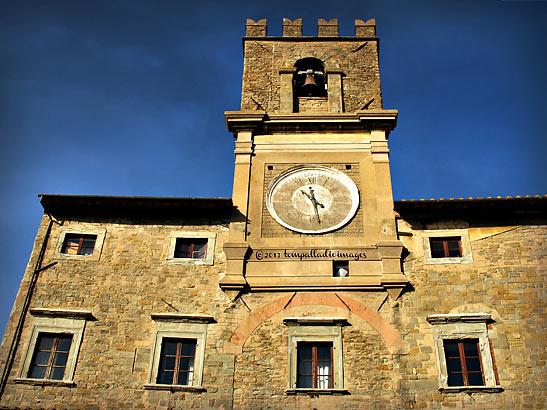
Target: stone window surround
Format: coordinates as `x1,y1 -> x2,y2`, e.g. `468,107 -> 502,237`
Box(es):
427,313 -> 502,393
15,308 -> 93,387
284,317 -> 349,395
422,229 -> 473,264
56,227 -> 106,262
144,313 -> 215,392
166,231 -> 216,266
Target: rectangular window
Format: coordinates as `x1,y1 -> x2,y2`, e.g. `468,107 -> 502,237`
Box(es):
333,261 -> 349,277
174,238 -> 208,259
297,342 -> 333,389
430,237 -> 462,258
61,234 -> 97,256
28,333 -> 73,380
443,339 -> 485,387
157,338 -> 196,386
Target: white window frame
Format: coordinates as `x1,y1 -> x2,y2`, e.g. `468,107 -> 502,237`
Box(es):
427,313 -> 502,392
284,318 -> 348,395
423,229 -> 473,264
166,231 -> 216,265
16,309 -> 92,386
56,227 -> 106,262
145,313 -> 214,392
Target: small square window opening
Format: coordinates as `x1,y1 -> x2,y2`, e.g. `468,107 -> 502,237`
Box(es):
333,261 -> 349,277
61,234 -> 97,256
157,338 -> 196,386
430,237 -> 462,258
345,164 -> 351,170
297,342 -> 333,389
174,238 -> 208,259
28,333 -> 73,380
443,339 -> 485,387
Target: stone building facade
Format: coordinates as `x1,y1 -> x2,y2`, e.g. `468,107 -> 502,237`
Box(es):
0,18 -> 545,409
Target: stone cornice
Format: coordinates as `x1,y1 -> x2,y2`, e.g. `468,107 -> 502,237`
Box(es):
224,112 -> 266,134
29,308 -> 95,320
225,110 -> 398,136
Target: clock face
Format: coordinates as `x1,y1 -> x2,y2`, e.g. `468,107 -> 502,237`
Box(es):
266,166 -> 359,234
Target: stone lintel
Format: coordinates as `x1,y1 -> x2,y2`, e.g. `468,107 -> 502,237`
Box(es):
283,317 -> 349,326
144,384 -> 206,392
439,386 -> 503,393
285,388 -> 350,395
427,313 -> 492,324
150,313 -> 216,323
29,308 -> 95,320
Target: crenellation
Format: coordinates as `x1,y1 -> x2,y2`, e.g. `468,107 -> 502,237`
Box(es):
282,18 -> 302,37
1,15 -> 545,410
318,18 -> 339,36
355,18 -> 377,37
245,18 -> 267,37
241,18 -> 383,113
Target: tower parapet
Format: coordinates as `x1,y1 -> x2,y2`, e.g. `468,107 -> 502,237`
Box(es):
317,18 -> 338,36
244,18 -> 376,38
355,18 -> 376,37
282,18 -> 303,37
241,18 -> 383,113
245,18 -> 267,37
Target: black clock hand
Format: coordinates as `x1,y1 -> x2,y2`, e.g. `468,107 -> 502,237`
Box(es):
308,187 -> 324,224
300,189 -> 312,200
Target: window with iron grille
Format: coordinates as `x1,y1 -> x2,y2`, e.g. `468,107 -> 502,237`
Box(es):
174,238 -> 208,259
61,234 -> 97,256
28,333 -> 73,380
297,342 -> 333,389
156,338 -> 196,386
443,339 -> 485,386
429,237 -> 462,258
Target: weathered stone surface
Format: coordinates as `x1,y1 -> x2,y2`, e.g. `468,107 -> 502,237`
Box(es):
0,17 -> 545,410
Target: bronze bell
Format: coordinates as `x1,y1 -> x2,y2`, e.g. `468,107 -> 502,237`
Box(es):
301,69 -> 321,95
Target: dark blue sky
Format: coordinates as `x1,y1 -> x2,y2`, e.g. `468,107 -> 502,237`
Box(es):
1,0 -> 546,337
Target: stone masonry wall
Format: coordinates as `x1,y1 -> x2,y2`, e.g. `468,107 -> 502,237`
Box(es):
0,214 -> 544,409
241,20 -> 382,113
395,224 -> 546,409
0,215 -> 236,409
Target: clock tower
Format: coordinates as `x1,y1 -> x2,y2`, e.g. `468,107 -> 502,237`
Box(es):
220,18 -> 408,299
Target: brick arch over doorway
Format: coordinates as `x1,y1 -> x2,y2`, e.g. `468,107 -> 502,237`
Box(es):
227,292 -> 408,354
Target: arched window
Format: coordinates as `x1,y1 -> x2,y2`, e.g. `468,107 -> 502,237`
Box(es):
293,58 -> 327,97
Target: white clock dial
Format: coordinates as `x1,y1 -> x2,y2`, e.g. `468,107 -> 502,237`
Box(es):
266,166 -> 359,234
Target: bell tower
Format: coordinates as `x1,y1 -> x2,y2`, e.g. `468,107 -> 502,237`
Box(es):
221,18 -> 408,299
